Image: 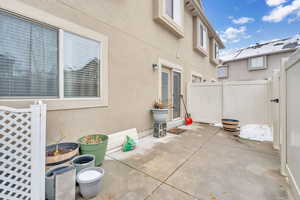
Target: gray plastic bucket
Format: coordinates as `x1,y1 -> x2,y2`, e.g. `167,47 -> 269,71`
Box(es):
71,154 -> 95,174
45,165 -> 76,200
77,167 -> 105,199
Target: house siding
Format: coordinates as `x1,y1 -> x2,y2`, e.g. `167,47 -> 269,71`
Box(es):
222,52 -> 293,81
1,0 -> 219,144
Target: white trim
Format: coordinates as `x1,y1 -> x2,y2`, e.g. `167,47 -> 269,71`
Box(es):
157,58 -> 183,121
154,0 -> 184,38
59,29 -> 65,99
0,0 -> 109,110
248,56 -> 268,71
193,17 -> 208,56
190,71 -> 203,83
287,165 -> 300,200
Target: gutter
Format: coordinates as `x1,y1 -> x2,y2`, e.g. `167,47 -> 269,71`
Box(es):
222,48 -> 297,63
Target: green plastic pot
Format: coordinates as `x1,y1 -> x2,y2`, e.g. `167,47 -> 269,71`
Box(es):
78,134 -> 108,166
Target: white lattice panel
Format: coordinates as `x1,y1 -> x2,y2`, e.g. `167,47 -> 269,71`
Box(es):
0,104 -> 46,200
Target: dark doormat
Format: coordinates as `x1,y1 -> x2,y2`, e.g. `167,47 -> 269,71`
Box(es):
168,128 -> 186,135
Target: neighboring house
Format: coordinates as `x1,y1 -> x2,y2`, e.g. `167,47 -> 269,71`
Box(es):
0,0 -> 224,143
218,35 -> 300,81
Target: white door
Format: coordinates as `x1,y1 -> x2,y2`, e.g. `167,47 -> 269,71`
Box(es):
161,67 -> 181,120
173,71 -> 181,119
286,62 -> 300,194
271,71 -> 280,149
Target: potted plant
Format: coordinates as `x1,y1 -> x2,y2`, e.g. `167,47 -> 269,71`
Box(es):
46,130 -> 79,167
151,100 -> 169,123
78,134 -> 108,166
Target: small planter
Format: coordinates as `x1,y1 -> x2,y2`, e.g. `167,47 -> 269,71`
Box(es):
78,134 -> 108,166
151,109 -> 168,123
45,165 -> 76,200
222,118 -> 240,132
72,154 -> 95,174
46,143 -> 79,166
77,167 -> 105,199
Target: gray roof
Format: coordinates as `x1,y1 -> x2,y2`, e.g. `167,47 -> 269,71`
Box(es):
222,34 -> 300,62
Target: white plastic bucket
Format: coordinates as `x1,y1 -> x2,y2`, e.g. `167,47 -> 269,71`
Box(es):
77,167 -> 104,199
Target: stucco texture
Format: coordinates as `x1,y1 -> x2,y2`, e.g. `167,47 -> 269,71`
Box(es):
6,0 -> 218,144
223,52 -> 293,81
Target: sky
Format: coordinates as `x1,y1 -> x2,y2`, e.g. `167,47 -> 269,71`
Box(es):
203,0 -> 300,56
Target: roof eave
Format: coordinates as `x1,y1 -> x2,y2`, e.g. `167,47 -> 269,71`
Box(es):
185,0 -> 225,49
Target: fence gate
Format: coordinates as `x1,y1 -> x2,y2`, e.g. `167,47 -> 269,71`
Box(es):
0,104 -> 46,200
281,50 -> 300,199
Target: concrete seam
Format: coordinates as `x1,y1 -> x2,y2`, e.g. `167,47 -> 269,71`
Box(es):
143,127 -> 221,200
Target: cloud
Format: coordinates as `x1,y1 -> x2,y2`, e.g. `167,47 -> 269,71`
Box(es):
263,0 -> 300,22
288,9 -> 300,22
220,26 -> 249,43
232,17 -> 255,24
266,0 -> 288,6
256,29 -> 262,33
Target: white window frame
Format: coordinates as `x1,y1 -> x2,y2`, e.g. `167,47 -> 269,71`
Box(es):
190,72 -> 203,83
0,0 -> 109,110
157,58 -> 183,121
217,65 -> 229,79
214,42 -> 219,60
154,0 -> 184,38
210,39 -> 220,65
248,56 -> 267,71
193,17 -> 208,56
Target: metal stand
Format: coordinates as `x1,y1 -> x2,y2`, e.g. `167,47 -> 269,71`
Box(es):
153,122 -> 167,138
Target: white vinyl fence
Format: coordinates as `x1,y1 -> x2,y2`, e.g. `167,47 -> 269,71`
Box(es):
280,50 -> 300,199
187,80 -> 270,126
0,104 -> 46,200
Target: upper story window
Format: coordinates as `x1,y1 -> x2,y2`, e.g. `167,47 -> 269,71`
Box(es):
217,65 -> 228,79
193,17 -> 208,56
248,56 -> 267,71
0,10 -> 106,104
154,0 -> 184,38
214,43 -> 219,59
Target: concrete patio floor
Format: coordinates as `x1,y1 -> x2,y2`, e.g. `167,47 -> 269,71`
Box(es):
78,124 -> 292,200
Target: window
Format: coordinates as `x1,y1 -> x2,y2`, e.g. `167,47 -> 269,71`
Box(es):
214,43 -> 219,59
199,23 -> 207,50
64,32 -> 100,98
217,66 -> 228,79
194,17 -> 208,56
0,11 -> 59,98
166,0 -> 174,19
192,75 -> 202,83
248,56 -> 267,70
154,0 -> 184,38
0,10 -> 107,109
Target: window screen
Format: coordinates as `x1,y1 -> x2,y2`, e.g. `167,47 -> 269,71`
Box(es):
0,11 -> 58,98
64,32 -> 100,98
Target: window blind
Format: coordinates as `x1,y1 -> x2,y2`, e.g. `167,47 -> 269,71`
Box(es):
0,11 -> 59,98
64,32 -> 100,98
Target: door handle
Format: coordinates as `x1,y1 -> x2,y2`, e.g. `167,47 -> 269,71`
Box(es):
270,98 -> 279,103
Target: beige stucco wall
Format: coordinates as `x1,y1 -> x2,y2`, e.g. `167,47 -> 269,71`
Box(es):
1,0 -> 218,144
223,51 -> 294,81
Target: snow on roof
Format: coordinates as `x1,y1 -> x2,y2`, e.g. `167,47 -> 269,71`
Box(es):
221,34 -> 300,62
